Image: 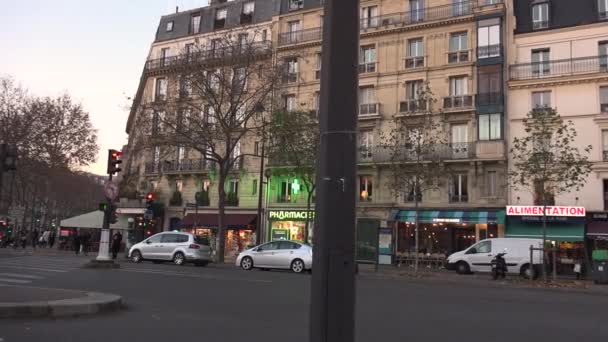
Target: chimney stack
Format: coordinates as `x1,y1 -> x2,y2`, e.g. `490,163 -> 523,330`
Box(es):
176,6 -> 179,13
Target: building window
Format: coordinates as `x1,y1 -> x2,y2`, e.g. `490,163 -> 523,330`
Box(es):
405,38 -> 425,68
190,14 -> 201,34
450,174 -> 468,202
401,80 -> 425,112
279,180 -> 293,202
241,2 -> 254,24
359,131 -> 374,159
361,6 -> 378,28
315,53 -> 322,80
602,130 -> 608,161
449,76 -> 468,96
284,95 -> 297,112
159,47 -> 170,67
179,77 -> 191,98
532,2 -> 549,30
478,113 -> 502,141
486,171 -> 497,197
215,8 -> 227,29
289,0 -> 303,11
359,87 -> 377,116
405,185 -> 422,202
477,18 -> 500,58
176,179 -> 184,192
532,91 -> 551,109
534,180 -> 554,206
359,176 -> 373,201
286,20 -> 301,44
531,49 -> 550,76
229,179 -> 239,195
604,180 -> 608,210
448,31 -> 469,63
600,0 -> 608,19
478,65 -> 502,106
410,0 -> 424,22
283,57 -> 298,83
600,41 -> 608,69
155,78 -> 167,101
601,86 -> 608,112
252,179 -> 258,195
166,21 -> 174,32
312,91 -> 320,115
452,0 -> 469,16
359,45 -> 377,73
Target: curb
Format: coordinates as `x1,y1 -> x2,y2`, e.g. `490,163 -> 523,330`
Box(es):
0,291 -> 123,319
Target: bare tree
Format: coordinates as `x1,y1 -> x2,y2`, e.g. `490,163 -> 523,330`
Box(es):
267,109 -> 320,243
509,106 -> 592,281
134,30 -> 281,262
379,83 -> 447,273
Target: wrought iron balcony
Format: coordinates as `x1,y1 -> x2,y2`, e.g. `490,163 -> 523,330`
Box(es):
477,44 -> 501,59
509,55 -> 608,80
278,28 -> 322,46
443,95 -> 474,109
144,159 -> 214,174
399,99 -> 428,113
360,143 -> 477,163
359,62 -> 377,74
448,49 -> 471,64
404,56 -> 425,69
359,103 -> 379,116
144,41 -> 272,73
450,194 -> 469,203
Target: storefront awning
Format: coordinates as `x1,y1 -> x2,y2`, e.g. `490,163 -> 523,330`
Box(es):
180,214 -> 257,230
505,223 -> 584,241
395,210 -> 505,224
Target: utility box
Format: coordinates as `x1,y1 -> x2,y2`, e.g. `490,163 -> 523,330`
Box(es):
592,261 -> 608,285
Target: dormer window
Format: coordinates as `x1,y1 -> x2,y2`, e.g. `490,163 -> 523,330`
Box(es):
215,8 -> 227,29
166,21 -> 174,32
241,2 -> 255,24
532,1 -> 549,30
289,0 -> 303,11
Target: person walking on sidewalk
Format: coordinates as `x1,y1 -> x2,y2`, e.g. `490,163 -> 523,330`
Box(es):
111,231 -> 122,259
31,229 -> 39,249
48,231 -> 56,249
20,231 -> 27,249
73,234 -> 81,255
81,231 -> 91,256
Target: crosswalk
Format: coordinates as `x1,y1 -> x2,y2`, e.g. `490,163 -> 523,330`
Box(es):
0,255 -> 86,286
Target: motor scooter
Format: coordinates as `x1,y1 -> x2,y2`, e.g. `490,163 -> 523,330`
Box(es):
491,251 -> 508,280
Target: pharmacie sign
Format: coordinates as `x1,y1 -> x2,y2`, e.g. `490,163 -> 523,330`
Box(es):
268,210 -> 315,221
506,206 -> 586,217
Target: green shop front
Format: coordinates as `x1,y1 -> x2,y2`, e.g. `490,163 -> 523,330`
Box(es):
393,209 -> 506,255
505,206 -> 586,274
267,210 -> 314,243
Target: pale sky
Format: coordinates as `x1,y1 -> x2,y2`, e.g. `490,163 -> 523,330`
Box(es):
0,0 -> 209,175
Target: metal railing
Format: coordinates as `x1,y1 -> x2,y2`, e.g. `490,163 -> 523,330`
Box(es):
145,41 -> 272,72
358,62 -> 377,73
404,56 -> 425,69
144,159 -> 214,174
450,194 -> 469,203
361,143 -> 477,163
448,49 -> 471,64
359,103 -> 378,116
533,20 -> 549,30
477,44 -> 501,59
278,27 -> 322,46
476,92 -> 503,106
443,95 -> 474,109
509,55 -> 608,80
399,99 -> 428,113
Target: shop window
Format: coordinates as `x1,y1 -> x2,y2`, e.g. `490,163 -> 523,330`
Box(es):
359,176 -> 373,201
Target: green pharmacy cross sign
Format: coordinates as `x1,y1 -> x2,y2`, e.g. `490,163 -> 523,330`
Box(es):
268,210 -> 315,221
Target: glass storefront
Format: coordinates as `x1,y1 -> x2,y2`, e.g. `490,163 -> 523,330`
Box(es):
181,227 -> 255,258
267,210 -> 315,243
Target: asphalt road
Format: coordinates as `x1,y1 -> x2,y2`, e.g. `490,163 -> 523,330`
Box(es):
1,250 -> 607,342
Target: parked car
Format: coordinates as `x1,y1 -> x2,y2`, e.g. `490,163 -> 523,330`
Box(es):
128,232 -> 212,266
446,238 -> 543,278
236,240 -> 312,273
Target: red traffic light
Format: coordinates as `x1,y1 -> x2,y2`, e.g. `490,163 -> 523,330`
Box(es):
111,151 -> 122,158
146,193 -> 155,200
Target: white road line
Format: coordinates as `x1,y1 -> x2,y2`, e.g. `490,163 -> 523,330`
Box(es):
0,277 -> 31,284
117,268 -> 272,283
0,261 -> 80,268
0,273 -> 44,279
0,265 -> 68,273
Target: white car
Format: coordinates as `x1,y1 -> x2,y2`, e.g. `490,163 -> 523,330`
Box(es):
128,232 -> 213,266
236,240 -> 312,273
446,238 -> 543,278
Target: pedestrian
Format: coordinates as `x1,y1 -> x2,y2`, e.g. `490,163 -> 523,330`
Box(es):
81,231 -> 90,256
49,231 -> 56,249
20,231 -> 27,249
574,259 -> 583,280
31,229 -> 39,249
73,233 -> 81,255
111,231 -> 123,259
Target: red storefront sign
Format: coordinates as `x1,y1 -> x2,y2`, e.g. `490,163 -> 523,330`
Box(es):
506,206 -> 586,217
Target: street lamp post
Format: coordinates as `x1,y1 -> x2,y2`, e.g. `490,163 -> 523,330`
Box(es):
309,1 -> 360,342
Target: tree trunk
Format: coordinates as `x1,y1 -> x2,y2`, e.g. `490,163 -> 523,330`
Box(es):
304,184 -> 315,244
414,182 -> 420,275
216,169 -> 227,263
542,189 -> 548,283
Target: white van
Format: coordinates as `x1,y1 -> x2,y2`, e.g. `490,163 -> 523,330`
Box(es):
446,238 -> 543,278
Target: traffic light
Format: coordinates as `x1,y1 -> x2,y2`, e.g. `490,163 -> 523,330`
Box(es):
99,203 -> 108,211
109,204 -> 118,224
1,143 -> 17,171
106,149 -> 123,175
145,193 -> 155,209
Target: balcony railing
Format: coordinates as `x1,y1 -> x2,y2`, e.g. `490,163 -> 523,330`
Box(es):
278,1 -> 479,47
399,99 -> 427,113
359,103 -> 379,116
450,194 -> 469,203
443,95 -> 474,109
533,20 -> 549,30
448,50 -> 471,64
278,27 -> 323,46
509,55 -> 608,80
477,44 -> 501,59
359,143 -> 477,163
476,92 -> 503,106
359,62 -> 377,73
145,158 -> 214,174
404,56 -> 425,69
145,41 -> 272,73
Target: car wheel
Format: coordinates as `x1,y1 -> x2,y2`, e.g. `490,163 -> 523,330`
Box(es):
195,261 -> 209,267
456,261 -> 470,275
241,256 -> 253,270
291,259 -> 305,273
520,264 -> 536,279
131,250 -> 142,263
173,252 -> 185,266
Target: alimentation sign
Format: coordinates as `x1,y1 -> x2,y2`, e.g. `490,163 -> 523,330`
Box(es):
268,210 -> 315,221
506,206 -> 586,217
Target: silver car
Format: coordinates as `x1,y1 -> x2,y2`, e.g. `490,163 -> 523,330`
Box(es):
236,240 -> 312,273
128,232 -> 212,266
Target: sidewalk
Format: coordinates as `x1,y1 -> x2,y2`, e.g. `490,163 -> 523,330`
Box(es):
0,285 -> 123,319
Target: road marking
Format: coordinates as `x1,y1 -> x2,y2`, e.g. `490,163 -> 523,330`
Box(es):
117,268 -> 272,283
0,273 -> 44,279
0,265 -> 68,273
0,277 -> 31,284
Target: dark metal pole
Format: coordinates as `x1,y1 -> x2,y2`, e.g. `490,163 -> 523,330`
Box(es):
310,0 -> 359,341
256,135 -> 265,246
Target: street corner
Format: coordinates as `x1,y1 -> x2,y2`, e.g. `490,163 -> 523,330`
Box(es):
0,285 -> 123,319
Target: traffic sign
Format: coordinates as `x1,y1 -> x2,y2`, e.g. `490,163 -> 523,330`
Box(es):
104,180 -> 119,201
